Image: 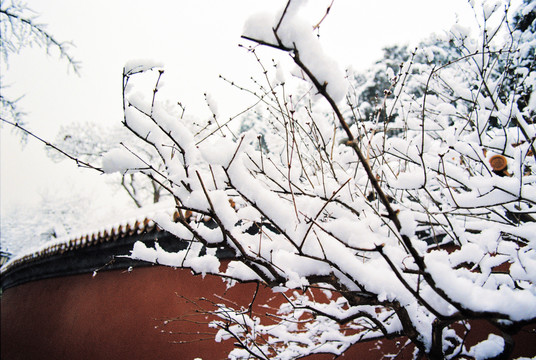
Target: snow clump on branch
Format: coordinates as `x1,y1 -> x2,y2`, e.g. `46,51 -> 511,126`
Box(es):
243,2 -> 347,103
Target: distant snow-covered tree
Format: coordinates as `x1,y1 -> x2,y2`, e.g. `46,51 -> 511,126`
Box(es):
349,39 -> 462,125
0,188 -> 97,256
47,122 -> 168,208
102,1 -> 535,358
0,0 -> 80,135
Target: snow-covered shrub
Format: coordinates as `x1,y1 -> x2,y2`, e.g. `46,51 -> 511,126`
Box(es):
107,1 -> 536,358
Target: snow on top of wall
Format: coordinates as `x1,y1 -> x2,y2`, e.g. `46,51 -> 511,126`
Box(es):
0,200 -> 176,274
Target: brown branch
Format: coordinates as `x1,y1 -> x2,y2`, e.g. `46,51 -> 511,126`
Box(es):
299,177 -> 351,250
313,0 -> 335,30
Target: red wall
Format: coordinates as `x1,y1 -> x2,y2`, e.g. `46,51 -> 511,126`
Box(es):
2,265 -> 534,359
2,266 -> 393,359
2,266 -> 242,360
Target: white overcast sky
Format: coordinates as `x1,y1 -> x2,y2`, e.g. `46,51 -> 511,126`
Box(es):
1,0 -> 474,215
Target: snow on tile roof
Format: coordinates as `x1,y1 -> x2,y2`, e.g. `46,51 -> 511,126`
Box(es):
1,201 -> 176,274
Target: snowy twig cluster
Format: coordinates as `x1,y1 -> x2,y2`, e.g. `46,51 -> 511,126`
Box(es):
106,1 -> 536,358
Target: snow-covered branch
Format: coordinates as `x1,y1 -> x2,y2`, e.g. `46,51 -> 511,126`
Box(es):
109,1 -> 536,358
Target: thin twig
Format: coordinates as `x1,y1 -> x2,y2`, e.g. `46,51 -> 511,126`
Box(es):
1,117 -> 103,173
